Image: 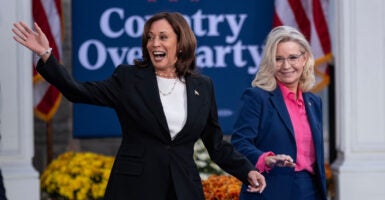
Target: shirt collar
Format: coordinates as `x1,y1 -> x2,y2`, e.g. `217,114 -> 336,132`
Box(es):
277,81 -> 304,103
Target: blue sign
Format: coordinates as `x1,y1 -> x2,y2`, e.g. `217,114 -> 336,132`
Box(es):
72,0 -> 274,138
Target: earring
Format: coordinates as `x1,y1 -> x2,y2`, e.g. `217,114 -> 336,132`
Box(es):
178,50 -> 182,57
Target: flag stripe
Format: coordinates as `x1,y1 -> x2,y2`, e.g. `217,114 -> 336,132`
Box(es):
33,0 -> 63,121
288,0 -> 311,41
274,0 -> 297,28
33,0 -> 60,59
41,0 -> 63,58
312,0 -> 331,54
36,85 -> 61,113
273,9 -> 283,27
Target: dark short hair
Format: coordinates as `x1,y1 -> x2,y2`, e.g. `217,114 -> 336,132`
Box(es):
135,12 -> 197,77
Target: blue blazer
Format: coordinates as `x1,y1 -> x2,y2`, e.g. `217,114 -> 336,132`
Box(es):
36,55 -> 255,200
231,86 -> 327,200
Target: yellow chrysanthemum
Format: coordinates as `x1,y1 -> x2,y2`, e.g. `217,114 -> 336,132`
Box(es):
41,151 -> 114,200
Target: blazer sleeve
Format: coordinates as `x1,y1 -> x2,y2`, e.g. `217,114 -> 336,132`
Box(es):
231,88 -> 266,165
200,78 -> 254,184
36,54 -> 122,108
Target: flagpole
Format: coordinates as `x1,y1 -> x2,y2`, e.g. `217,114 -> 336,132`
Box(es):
46,119 -> 53,165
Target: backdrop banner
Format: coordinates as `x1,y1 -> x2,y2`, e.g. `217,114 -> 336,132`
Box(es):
72,0 -> 274,137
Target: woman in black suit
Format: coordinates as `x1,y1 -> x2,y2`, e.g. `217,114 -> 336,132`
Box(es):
12,12 -> 265,200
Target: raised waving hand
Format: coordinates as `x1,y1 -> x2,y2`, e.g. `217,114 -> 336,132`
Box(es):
12,21 -> 51,61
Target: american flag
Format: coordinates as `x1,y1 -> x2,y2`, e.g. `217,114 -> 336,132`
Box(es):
273,0 -> 332,92
32,0 -> 63,121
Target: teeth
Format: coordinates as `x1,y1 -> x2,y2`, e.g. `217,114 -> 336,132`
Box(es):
153,51 -> 165,61
153,51 -> 165,56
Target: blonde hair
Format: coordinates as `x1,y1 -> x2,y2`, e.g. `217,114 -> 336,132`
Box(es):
252,26 -> 315,92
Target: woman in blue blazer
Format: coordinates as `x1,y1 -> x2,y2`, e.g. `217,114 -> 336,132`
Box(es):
232,26 -> 327,200
12,12 -> 266,200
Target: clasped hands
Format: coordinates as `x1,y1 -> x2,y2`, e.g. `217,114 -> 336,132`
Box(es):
245,154 -> 295,193
266,154 -> 296,168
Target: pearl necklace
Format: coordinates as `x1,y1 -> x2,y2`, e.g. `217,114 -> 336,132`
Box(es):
157,78 -> 178,96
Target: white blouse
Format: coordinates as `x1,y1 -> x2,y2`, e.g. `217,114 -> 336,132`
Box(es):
156,76 -> 187,140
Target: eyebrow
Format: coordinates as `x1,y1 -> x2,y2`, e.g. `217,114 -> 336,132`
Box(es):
148,30 -> 170,34
276,53 -> 302,57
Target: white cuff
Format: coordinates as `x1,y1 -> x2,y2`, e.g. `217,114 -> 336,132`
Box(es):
39,47 -> 52,57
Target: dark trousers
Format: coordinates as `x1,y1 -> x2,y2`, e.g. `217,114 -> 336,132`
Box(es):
291,171 -> 323,200
0,170 -> 7,200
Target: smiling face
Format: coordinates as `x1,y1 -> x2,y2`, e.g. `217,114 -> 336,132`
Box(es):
275,41 -> 306,92
146,19 -> 178,73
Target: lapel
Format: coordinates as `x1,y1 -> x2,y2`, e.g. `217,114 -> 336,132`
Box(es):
182,75 -> 204,129
303,93 -> 315,126
172,74 -> 206,141
134,66 -> 169,134
269,87 -> 295,137
303,93 -> 322,151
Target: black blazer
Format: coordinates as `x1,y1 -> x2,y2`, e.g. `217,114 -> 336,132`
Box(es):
36,55 -> 255,200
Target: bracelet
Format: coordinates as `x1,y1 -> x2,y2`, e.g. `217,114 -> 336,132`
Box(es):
39,47 -> 52,57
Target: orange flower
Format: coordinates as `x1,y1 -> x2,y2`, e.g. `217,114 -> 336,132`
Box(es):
202,175 -> 242,200
324,163 -> 332,180
324,163 -> 335,198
